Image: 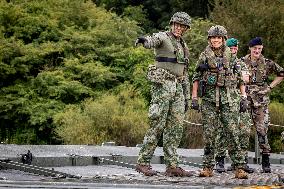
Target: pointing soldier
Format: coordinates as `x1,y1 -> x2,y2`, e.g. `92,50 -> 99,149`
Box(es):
191,25 -> 249,179
242,37 -> 284,173
135,12 -> 193,177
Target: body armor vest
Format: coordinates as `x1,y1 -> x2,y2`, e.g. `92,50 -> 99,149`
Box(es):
154,32 -> 189,76
202,46 -> 237,87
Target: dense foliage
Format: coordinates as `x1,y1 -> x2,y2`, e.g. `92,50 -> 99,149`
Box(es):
0,0 -> 283,152
0,0 -> 149,143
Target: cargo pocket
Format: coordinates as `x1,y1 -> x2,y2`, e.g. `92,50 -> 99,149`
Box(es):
148,103 -> 161,120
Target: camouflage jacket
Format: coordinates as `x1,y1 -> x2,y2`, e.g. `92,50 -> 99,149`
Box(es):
242,54 -> 284,106
192,46 -> 245,105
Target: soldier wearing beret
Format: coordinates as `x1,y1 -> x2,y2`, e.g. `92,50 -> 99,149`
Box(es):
241,37 -> 284,173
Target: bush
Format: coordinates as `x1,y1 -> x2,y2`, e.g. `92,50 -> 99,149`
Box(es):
181,109 -> 203,148
54,84 -> 149,146
268,102 -> 284,152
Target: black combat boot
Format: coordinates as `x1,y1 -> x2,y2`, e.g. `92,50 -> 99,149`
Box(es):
243,156 -> 254,173
262,154 -> 271,173
227,164 -> 235,171
215,156 -> 226,173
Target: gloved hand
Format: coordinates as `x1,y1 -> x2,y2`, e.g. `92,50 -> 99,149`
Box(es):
191,98 -> 199,110
185,99 -> 189,112
239,96 -> 248,113
258,86 -> 271,95
135,36 -> 146,46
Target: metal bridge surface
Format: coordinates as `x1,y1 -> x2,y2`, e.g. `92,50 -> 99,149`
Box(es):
0,145 -> 283,188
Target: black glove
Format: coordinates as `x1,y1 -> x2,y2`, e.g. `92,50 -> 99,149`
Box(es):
196,63 -> 209,72
185,100 -> 189,112
135,36 -> 146,46
239,96 -> 248,113
191,98 -> 199,110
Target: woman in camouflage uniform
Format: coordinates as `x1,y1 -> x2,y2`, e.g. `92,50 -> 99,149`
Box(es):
215,38 -> 254,174
191,25 -> 249,179
134,12 -> 192,177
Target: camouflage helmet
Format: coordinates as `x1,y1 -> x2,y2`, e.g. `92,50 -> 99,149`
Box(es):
169,12 -> 191,28
208,25 -> 227,39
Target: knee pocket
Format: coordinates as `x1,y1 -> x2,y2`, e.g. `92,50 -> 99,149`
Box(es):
148,103 -> 162,120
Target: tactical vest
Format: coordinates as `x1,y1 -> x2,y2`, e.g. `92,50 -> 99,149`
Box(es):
154,32 -> 189,76
202,46 -> 237,87
242,54 -> 267,85
200,46 -> 240,107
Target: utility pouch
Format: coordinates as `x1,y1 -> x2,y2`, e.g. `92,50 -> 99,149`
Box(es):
206,72 -> 217,86
216,70 -> 226,86
147,64 -> 177,84
147,65 -> 165,84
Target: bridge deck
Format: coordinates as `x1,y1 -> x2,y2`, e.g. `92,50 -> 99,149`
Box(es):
0,145 -> 283,188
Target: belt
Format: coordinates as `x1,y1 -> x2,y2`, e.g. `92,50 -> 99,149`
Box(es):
248,82 -> 265,86
156,57 -> 177,63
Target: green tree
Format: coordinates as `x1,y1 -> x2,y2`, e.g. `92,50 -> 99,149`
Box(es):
54,84 -> 149,146
210,0 -> 284,66
0,0 -> 142,144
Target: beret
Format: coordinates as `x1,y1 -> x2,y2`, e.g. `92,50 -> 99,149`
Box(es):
226,38 -> 238,47
249,37 -> 262,47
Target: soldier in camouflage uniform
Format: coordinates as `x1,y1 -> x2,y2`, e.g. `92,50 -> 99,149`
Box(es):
134,12 -> 192,177
191,26 -> 249,179
215,38 -> 254,174
241,37 -> 284,173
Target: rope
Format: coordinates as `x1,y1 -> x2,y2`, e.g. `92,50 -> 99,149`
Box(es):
183,120 -> 284,128
270,123 -> 284,128
183,120 -> 202,126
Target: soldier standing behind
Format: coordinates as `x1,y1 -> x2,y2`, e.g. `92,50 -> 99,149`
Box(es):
242,37 -> 284,173
191,25 -> 249,179
134,12 -> 192,177
215,38 -> 254,174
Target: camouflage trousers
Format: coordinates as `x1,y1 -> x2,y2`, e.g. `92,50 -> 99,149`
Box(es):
215,111 -> 252,161
201,100 -> 246,168
137,80 -> 185,168
250,104 -> 271,154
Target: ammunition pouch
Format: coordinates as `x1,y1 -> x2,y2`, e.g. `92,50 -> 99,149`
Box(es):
216,70 -> 226,86
204,69 -> 237,87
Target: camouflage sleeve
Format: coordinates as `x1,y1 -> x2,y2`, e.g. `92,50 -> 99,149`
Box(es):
192,52 -> 206,82
143,32 -> 165,49
266,59 -> 284,77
